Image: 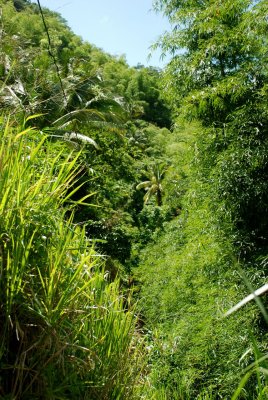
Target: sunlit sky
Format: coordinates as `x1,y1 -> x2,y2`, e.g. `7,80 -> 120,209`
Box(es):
36,0 -> 171,68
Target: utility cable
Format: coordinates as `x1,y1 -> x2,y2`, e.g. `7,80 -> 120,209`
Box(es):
36,0 -> 67,103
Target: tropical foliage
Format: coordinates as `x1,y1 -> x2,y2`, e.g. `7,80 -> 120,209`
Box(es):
136,0 -> 268,398
136,162 -> 168,206
0,117 -> 142,399
0,0 -> 267,399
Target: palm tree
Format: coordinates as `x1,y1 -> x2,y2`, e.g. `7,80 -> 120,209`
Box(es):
136,162 -> 167,206
47,73 -> 127,147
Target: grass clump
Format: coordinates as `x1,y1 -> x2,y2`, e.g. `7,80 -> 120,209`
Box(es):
0,117 -> 142,399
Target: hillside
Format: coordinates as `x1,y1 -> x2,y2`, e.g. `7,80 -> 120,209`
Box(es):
0,0 -> 268,399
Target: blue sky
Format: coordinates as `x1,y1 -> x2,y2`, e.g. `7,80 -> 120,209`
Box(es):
37,0 -> 171,68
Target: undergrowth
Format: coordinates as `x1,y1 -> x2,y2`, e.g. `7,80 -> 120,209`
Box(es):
0,116 -> 142,399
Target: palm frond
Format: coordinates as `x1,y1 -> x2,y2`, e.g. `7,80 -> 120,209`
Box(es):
53,108 -> 105,128
136,181 -> 152,190
64,132 -> 99,149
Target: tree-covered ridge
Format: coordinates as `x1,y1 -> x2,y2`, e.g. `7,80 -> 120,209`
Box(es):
136,0 -> 268,398
154,0 -> 268,267
0,0 -> 268,399
0,0 -> 173,260
0,0 -> 171,126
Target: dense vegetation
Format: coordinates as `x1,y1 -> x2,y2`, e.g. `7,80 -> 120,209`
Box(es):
0,0 -> 267,398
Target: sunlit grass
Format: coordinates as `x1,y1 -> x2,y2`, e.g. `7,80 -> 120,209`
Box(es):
0,116 -> 142,399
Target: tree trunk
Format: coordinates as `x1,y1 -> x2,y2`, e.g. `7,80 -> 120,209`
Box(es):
156,189 -> 162,206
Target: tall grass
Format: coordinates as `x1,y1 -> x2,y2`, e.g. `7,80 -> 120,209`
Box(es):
0,116 -> 142,399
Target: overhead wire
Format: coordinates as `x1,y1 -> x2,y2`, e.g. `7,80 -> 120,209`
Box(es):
36,0 -> 67,103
